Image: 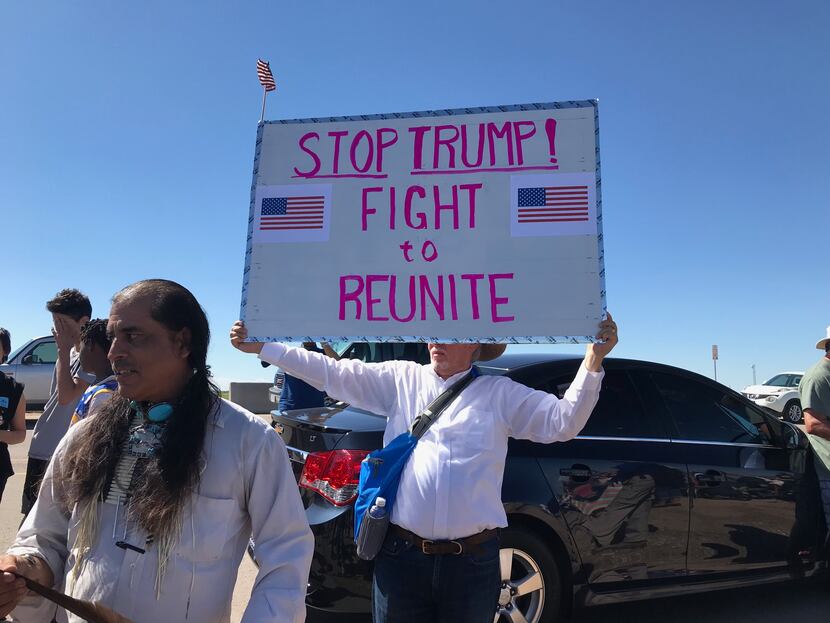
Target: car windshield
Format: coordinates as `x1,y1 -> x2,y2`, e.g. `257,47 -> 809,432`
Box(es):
342,342 -> 430,364
763,374 -> 790,387
5,343 -> 30,363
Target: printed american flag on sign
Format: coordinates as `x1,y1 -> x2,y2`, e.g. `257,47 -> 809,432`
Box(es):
517,185 -> 589,223
260,196 -> 324,230
256,59 -> 276,92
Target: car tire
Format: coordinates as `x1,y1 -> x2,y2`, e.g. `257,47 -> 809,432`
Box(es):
784,400 -> 803,423
496,527 -> 563,623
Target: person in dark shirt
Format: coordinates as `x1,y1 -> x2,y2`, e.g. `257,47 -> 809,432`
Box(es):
0,328 -> 27,503
279,342 -> 329,411
0,329 -> 10,364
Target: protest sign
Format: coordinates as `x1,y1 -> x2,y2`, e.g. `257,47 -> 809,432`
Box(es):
240,100 -> 606,343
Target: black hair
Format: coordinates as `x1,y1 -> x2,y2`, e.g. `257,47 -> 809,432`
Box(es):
80,319 -> 111,352
60,279 -> 219,537
46,288 -> 92,322
0,328 -> 10,363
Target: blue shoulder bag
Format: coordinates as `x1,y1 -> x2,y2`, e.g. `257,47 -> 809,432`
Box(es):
353,367 -> 478,553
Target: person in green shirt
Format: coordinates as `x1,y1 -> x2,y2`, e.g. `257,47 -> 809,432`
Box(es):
801,326 -> 830,525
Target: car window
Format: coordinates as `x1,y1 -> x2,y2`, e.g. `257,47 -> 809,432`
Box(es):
790,375 -> 802,388
763,374 -> 789,387
650,372 -> 772,444
534,369 -> 666,439
6,343 -> 27,363
328,341 -> 349,356
29,341 -> 58,364
398,343 -> 430,364
342,342 -> 429,364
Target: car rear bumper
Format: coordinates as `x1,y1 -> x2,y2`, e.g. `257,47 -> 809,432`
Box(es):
304,494 -> 373,614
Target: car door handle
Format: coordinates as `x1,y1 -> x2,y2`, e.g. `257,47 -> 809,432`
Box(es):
694,470 -> 726,486
560,465 -> 592,482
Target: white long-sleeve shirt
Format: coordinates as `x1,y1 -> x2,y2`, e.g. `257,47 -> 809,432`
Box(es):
9,399 -> 313,623
260,344 -> 604,540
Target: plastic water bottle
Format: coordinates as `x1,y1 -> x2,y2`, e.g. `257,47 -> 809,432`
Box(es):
356,497 -> 390,560
371,496 -> 387,516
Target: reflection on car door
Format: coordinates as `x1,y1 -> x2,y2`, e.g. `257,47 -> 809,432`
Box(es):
520,364 -> 690,588
645,370 -> 808,576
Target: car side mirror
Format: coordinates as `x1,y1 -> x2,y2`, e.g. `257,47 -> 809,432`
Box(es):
21,354 -> 34,365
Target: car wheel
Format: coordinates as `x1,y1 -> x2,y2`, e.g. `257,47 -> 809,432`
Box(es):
495,527 -> 562,623
784,400 -> 803,423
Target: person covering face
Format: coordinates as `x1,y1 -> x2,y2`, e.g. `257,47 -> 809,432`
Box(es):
0,280 -> 313,623
23,288 -> 92,517
231,315 -> 619,623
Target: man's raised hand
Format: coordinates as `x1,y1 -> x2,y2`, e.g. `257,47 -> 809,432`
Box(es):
52,315 -> 79,353
229,321 -> 264,355
584,312 -> 619,372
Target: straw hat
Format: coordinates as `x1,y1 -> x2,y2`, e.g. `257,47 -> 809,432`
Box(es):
476,344 -> 507,361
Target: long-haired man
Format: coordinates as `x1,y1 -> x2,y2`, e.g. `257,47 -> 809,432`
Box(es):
0,280 -> 313,623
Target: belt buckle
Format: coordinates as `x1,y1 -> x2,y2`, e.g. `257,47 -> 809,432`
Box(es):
420,539 -> 464,555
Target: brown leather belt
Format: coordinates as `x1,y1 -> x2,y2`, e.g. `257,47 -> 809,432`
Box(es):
390,524 -> 499,555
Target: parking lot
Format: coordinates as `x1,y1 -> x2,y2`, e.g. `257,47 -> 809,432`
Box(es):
2,419 -> 828,623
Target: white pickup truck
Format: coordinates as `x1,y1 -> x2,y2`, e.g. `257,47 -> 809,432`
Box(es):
0,336 -> 57,410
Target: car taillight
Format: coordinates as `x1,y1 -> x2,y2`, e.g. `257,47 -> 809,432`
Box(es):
299,449 -> 370,506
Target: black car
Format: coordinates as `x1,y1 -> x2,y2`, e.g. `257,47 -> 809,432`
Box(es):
267,353 -> 827,622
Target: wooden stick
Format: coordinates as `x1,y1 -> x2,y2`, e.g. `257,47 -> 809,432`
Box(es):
11,572 -> 132,623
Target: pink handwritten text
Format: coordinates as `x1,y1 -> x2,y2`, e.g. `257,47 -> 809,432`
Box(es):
361,183 -> 482,231
338,273 -> 515,323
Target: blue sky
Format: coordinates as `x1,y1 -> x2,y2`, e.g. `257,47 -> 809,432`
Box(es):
2,1 -> 828,391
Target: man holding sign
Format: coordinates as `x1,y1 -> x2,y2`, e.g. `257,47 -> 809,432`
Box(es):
230,314 -> 618,623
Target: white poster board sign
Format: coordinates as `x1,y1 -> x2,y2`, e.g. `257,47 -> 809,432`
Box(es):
240,100 -> 606,343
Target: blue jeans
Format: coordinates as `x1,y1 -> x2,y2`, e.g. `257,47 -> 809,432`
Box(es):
372,531 -> 500,623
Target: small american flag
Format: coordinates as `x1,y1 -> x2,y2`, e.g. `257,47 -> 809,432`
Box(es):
260,196 -> 324,230
517,185 -> 589,223
256,59 -> 276,92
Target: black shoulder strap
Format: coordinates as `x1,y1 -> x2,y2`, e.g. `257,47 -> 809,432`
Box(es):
409,367 -> 479,439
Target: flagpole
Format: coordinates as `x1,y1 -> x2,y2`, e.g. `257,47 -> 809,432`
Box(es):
259,88 -> 267,123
